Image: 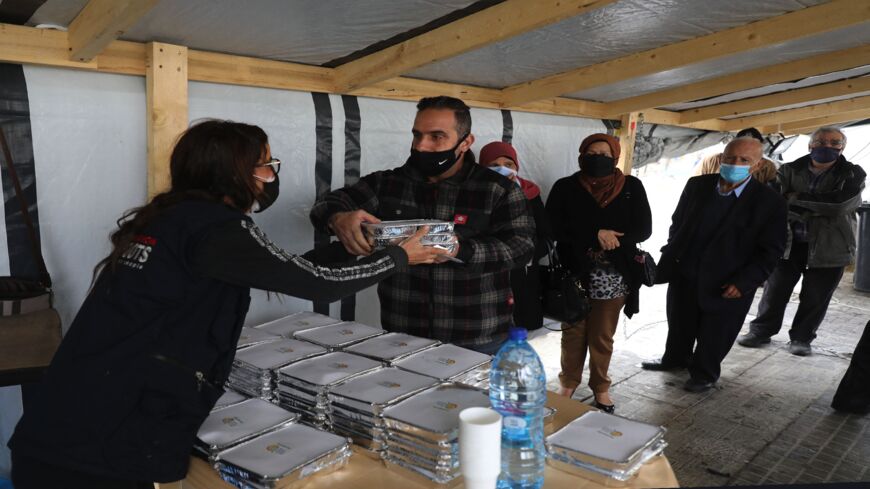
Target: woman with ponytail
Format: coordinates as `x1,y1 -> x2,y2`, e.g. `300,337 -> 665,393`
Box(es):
9,120 -> 444,489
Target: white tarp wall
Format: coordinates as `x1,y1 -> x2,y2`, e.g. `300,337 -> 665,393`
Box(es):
0,65 -> 605,475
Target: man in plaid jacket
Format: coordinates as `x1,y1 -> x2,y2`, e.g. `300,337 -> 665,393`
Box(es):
310,96 -> 535,353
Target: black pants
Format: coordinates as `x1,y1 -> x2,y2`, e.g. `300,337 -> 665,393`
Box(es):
749,242 -> 844,343
832,320 -> 870,414
11,451 -> 154,489
662,276 -> 753,383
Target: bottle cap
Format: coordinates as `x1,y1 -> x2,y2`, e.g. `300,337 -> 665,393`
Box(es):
508,327 -> 527,341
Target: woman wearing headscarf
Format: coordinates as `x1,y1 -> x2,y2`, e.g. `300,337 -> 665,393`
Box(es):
545,133 -> 652,412
479,141 -> 552,331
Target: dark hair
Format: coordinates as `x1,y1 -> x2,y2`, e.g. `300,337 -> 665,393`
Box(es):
416,96 -> 472,137
736,127 -> 764,143
94,119 -> 268,278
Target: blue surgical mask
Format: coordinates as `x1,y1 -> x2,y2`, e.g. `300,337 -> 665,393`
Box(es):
719,163 -> 751,184
810,147 -> 840,164
486,164 -> 521,186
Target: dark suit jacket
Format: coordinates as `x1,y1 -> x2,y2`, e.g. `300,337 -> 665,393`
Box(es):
657,174 -> 787,312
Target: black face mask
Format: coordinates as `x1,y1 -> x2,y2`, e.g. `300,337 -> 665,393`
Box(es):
254,174 -> 280,213
407,134 -> 468,177
579,154 -> 615,177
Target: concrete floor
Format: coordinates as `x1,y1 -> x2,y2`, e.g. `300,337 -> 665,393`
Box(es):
528,272 -> 870,488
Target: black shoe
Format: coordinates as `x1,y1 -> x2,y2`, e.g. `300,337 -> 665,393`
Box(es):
641,359 -> 687,371
683,378 -> 716,393
737,332 -> 771,348
593,400 -> 615,414
788,341 -> 812,356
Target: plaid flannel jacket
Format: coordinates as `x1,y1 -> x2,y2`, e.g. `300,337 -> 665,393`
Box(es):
310,158 -> 535,347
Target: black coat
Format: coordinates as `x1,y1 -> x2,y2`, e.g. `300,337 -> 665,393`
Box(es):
510,194 -> 552,330
657,174 -> 787,312
545,173 -> 652,317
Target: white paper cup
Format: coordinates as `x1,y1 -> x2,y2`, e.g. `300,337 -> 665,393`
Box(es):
459,407 -> 502,489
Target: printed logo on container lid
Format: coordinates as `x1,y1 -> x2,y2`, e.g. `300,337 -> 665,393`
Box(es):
266,443 -> 293,455
222,416 -> 244,427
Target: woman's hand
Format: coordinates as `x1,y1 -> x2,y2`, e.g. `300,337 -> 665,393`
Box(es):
398,226 -> 449,265
597,229 -> 624,251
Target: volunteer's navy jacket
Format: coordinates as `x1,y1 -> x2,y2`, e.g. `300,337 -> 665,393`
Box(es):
9,199 -> 406,482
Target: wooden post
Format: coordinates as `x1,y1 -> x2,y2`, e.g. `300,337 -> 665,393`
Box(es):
146,42 -> 187,199
616,112 -> 638,174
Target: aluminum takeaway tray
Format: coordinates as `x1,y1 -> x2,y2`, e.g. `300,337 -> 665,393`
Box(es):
344,333 -> 440,364
213,389 -> 248,411
254,311 -> 342,337
234,339 -> 327,372
329,367 -> 438,416
546,411 -> 667,476
362,219 -> 455,238
236,327 -> 282,350
216,423 -> 351,488
383,383 -> 490,443
277,352 -> 382,390
196,399 -> 298,457
294,321 -> 384,349
394,344 -> 490,382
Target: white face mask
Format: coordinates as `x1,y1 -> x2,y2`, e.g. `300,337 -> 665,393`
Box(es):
486,164 -> 521,186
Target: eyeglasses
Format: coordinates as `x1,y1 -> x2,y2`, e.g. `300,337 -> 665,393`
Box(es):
256,157 -> 281,175
811,139 -> 844,148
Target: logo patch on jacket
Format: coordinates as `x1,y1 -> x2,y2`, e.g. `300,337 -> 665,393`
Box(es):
453,214 -> 468,225
119,234 -> 155,270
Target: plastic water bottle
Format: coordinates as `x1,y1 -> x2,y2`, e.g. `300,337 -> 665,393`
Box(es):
489,327 -> 547,489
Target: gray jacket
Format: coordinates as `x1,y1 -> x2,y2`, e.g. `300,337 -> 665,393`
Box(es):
778,154 -> 866,268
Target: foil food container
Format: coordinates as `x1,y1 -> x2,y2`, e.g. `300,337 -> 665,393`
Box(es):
328,367 -> 437,416
213,389 -> 249,411
216,423 -> 351,488
547,439 -> 668,487
383,449 -> 460,485
546,411 -> 667,478
236,327 -> 282,350
234,339 -> 327,372
254,311 -> 342,338
344,332 -> 440,364
362,220 -> 455,238
277,352 -> 382,390
196,399 -> 298,457
382,383 -> 489,443
394,344 -> 490,383
294,321 -> 385,350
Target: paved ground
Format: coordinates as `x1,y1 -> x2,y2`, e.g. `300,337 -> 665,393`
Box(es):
528,272 -> 870,488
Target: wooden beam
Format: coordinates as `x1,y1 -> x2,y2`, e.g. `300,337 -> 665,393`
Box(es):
640,109 -> 728,131
0,23 -> 723,130
146,42 -> 187,198
603,44 -> 870,117
502,0 -> 870,107
616,113 -> 639,173
68,0 -> 158,62
680,76 -> 870,124
759,108 -> 870,135
723,95 -> 870,131
333,0 -> 615,92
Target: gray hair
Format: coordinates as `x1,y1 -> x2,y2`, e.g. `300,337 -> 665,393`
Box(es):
726,136 -> 764,160
810,126 -> 847,147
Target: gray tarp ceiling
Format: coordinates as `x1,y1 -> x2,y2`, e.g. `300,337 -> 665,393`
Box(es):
8,0 -> 870,137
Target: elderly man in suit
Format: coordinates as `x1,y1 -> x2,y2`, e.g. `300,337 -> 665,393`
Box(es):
642,137 -> 787,392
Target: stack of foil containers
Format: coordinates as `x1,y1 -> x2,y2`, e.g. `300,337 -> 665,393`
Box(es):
363,220 -> 457,254
382,383 -> 490,484
276,351 -> 382,428
235,326 -> 282,350
394,344 -> 491,389
344,332 -> 440,365
228,339 -> 327,400
294,321 -> 385,350
546,411 -> 667,486
195,398 -> 299,463
327,367 -> 437,450
254,311 -> 342,338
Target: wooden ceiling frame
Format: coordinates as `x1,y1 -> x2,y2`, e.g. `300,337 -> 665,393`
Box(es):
500,0 -> 870,108
67,0 -> 159,62
334,0 -> 617,92
602,45 -> 870,117
759,108 -> 870,135
723,95 -> 870,131
679,76 -> 870,124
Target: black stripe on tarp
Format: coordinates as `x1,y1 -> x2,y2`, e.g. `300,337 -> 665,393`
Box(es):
0,63 -> 43,281
501,109 -> 513,144
339,95 -> 362,321
0,0 -> 47,25
311,92 -> 333,316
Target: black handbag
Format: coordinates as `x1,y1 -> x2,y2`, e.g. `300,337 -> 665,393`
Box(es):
540,242 -> 590,325
634,248 -> 657,287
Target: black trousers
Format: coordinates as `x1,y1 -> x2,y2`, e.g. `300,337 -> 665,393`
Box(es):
11,451 -> 154,489
832,320 -> 870,414
749,242 -> 844,343
662,276 -> 753,383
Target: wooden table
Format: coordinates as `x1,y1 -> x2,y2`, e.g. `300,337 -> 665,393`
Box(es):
160,393 -> 679,489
